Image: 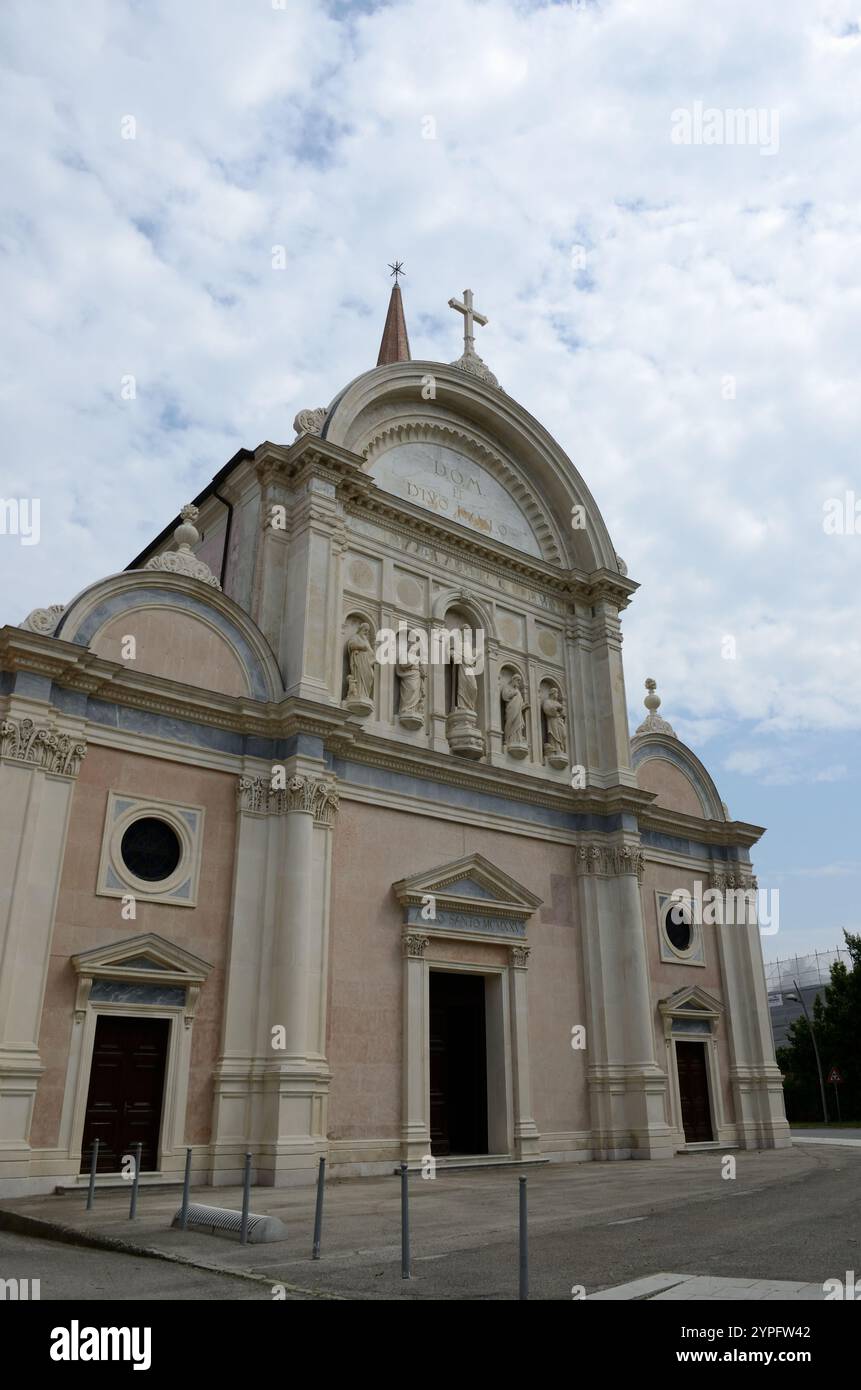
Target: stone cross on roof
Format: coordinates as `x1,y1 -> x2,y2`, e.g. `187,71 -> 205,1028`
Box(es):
448,288 -> 488,356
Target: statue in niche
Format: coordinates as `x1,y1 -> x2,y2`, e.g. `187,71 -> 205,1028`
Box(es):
445,625 -> 484,759
345,621 -> 376,715
541,683 -> 568,767
396,645 -> 426,729
500,672 -> 529,758
454,629 -> 478,713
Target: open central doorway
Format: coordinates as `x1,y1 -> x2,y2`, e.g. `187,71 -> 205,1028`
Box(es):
676,1040 -> 714,1143
429,971 -> 488,1156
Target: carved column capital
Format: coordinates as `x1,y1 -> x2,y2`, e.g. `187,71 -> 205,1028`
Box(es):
0,716 -> 86,778
510,945 -> 530,969
237,775 -> 269,814
575,841 -> 644,881
711,867 -> 757,892
402,932 -> 430,959
236,773 -> 339,825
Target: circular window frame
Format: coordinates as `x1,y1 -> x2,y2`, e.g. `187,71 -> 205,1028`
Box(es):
108,805 -> 193,897
661,897 -> 699,961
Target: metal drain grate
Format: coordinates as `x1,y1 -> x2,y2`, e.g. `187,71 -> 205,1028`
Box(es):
172,1203 -> 288,1243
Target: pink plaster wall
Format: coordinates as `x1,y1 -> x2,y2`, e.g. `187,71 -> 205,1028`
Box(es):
327,800 -> 589,1144
637,757 -> 705,819
30,745 -> 236,1150
90,609 -> 250,697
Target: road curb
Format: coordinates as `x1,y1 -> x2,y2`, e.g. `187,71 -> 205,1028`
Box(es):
0,1206 -> 344,1299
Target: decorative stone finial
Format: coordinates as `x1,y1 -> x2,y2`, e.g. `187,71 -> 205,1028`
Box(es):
144,503 -> 221,589
293,407 -> 327,438
635,677 -> 676,737
20,603 -> 66,636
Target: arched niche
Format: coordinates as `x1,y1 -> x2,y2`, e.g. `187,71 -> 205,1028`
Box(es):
538,677 -> 569,770
342,610 -> 377,717
392,623 -> 427,730
440,603 -> 486,760
499,662 -> 529,760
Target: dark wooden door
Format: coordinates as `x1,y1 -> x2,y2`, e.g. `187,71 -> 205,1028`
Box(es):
80,1016 -> 169,1172
676,1040 -> 713,1142
429,972 -> 488,1156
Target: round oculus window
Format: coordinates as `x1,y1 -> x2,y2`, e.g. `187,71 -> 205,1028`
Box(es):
120,817 -> 182,882
664,901 -> 692,953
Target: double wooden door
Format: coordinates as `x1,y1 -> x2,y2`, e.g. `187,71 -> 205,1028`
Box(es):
80,1016 -> 169,1172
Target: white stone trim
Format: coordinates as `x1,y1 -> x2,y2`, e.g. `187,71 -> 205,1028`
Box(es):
96,790 -> 205,908
61,1001 -> 193,1174
655,889 -> 706,967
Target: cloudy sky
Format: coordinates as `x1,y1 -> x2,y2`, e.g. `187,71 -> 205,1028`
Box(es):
2,0 -> 859,959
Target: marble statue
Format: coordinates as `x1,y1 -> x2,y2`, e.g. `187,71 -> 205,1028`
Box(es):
501,672 -> 529,755
345,622 -> 375,711
396,653 -> 426,728
541,684 -> 568,767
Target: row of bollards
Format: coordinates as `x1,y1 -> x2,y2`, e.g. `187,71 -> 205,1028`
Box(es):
84,1144 -> 329,1258
84,1142 -> 529,1294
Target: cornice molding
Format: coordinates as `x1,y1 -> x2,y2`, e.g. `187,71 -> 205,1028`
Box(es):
253,434 -> 637,610
639,799 -> 764,850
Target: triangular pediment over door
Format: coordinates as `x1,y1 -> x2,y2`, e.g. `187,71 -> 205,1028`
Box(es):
392,852 -> 542,944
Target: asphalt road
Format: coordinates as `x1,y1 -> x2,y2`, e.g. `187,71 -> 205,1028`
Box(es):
0,1230 -> 271,1301
3,1145 -> 859,1301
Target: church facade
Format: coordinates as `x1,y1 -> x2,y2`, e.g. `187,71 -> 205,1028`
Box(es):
0,283 -> 789,1195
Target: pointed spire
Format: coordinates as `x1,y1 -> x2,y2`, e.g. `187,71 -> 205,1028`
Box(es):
377,265 -> 411,365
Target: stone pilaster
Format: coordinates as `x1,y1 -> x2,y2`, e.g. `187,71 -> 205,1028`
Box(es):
508,946 -> 540,1158
213,767 -> 339,1187
565,595 -> 638,789
711,868 -> 790,1150
0,706 -> 86,1188
575,839 -> 673,1159
401,932 -> 431,1164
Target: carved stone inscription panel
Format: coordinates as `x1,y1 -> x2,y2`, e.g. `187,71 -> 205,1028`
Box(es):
371,442 -> 543,558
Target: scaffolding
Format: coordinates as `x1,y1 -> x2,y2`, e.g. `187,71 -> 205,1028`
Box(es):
764,947 -> 850,997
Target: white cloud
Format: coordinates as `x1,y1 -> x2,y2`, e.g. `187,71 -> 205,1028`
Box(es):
1,0 -> 860,772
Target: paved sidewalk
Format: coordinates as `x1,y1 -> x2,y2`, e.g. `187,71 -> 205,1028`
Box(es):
589,1272 -> 828,1300
791,1128 -> 861,1147
0,1143 -> 857,1300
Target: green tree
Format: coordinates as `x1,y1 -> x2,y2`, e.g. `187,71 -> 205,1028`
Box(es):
776,932 -> 861,1122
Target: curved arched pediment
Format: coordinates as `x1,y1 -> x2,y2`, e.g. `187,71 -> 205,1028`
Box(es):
631,733 -> 727,823
321,361 -> 622,574
55,572 -> 284,702
364,421 -> 558,563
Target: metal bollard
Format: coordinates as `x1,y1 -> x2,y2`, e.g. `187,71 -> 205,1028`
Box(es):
312,1156 -> 326,1260
400,1163 -> 411,1280
518,1176 -> 528,1301
178,1146 -> 192,1231
86,1138 -> 100,1211
129,1143 -> 142,1220
240,1151 -> 252,1245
